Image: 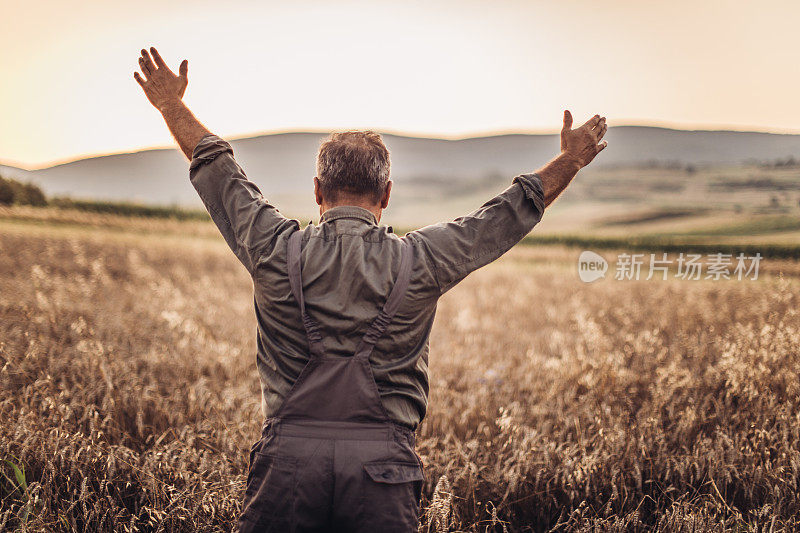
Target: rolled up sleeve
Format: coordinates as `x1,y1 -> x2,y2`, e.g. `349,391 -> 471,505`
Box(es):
189,134 -> 296,273
405,173 -> 545,295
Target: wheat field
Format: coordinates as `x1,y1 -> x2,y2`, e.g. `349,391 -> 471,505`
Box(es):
1,218 -> 799,532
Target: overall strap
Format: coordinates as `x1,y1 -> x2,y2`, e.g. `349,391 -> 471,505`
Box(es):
354,241 -> 413,361
287,230 -> 326,358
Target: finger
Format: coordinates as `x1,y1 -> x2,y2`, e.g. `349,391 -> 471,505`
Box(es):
179,59 -> 188,79
597,140 -> 608,153
133,71 -> 146,88
562,110 -> 573,131
583,114 -> 601,129
138,57 -> 151,78
140,48 -> 156,73
592,117 -> 606,131
592,118 -> 606,140
596,123 -> 608,141
150,47 -> 168,70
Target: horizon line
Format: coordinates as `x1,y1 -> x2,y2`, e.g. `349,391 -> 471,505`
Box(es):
4,120 -> 800,171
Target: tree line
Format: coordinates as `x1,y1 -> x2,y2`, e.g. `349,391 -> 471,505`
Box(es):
0,174 -> 47,206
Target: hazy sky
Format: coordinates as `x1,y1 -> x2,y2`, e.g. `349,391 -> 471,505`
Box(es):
2,0 -> 799,167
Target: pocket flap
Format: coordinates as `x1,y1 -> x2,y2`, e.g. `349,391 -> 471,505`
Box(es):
363,461 -> 423,484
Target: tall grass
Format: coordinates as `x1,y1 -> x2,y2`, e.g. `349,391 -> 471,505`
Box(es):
1,228 -> 798,531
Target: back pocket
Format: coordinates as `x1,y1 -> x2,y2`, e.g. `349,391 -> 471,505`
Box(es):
363,461 -> 424,485
360,461 -> 424,531
240,452 -> 297,532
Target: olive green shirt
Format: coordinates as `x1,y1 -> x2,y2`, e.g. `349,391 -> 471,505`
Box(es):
189,134 -> 545,429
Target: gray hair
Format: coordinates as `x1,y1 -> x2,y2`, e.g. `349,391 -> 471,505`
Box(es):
316,131 -> 390,204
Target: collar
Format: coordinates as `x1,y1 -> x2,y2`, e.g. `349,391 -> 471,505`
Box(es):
320,205 -> 378,226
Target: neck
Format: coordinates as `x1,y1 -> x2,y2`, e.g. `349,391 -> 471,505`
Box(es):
320,201 -> 382,223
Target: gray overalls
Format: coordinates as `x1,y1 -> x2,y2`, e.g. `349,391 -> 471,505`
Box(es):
238,230 -> 425,532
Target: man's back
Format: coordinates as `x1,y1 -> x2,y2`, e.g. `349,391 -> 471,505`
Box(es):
252,206 -> 437,430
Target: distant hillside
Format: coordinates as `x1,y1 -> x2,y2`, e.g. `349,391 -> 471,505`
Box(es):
2,126 -> 800,223
0,164 -> 31,181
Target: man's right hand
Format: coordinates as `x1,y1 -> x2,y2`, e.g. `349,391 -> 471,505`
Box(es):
134,47 -> 189,112
560,110 -> 608,168
133,46 -> 211,160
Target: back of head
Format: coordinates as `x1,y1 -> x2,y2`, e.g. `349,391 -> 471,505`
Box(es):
316,131 -> 391,205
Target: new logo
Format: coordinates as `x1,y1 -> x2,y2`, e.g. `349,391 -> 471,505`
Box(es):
578,251 -> 608,283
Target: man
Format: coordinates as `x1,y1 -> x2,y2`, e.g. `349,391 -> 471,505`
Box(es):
134,47 -> 607,532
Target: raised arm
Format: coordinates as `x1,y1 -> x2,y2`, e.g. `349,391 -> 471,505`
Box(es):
133,47 -> 295,273
134,47 -> 211,159
406,111 -> 607,295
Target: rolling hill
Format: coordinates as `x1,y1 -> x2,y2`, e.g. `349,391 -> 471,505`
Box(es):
2,126 -> 800,224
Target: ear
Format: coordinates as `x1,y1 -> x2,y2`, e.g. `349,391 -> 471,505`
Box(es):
313,177 -> 323,206
380,180 -> 392,209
